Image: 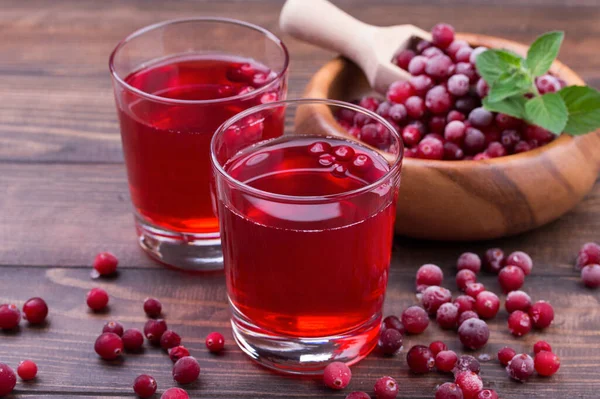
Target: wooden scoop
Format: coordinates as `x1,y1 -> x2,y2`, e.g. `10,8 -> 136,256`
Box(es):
279,0 -> 431,93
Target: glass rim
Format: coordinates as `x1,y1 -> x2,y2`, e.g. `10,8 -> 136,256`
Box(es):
108,17 -> 290,105
211,98 -> 403,204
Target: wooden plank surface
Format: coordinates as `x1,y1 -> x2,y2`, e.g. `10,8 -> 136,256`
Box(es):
1,0 -> 600,398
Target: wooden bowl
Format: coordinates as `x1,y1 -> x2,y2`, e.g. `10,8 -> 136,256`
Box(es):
301,33 -> 600,241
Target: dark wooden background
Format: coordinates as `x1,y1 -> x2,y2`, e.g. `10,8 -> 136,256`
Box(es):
1,0 -> 599,398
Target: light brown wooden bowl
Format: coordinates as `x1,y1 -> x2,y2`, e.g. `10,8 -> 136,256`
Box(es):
301,33 -> 600,241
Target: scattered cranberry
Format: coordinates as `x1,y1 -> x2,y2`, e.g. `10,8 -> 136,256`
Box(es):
169,346 -> 191,363
161,387 -> 189,399
436,350 -> 458,373
94,332 -> 124,360
172,356 -> 200,384
533,340 -> 552,354
346,392 -> 371,399
17,360 -> 37,381
474,291 -> 499,319
498,265 -> 525,293
508,310 -> 532,337
454,371 -> 483,399
456,269 -> 477,291
582,264 -> 600,288
160,330 -> 182,351
142,297 -> 161,317
0,304 -> 21,330
205,331 -> 225,353
407,345 -> 435,374
22,297 -> 48,325
103,321 -> 124,337
429,341 -> 448,356
122,328 -> 144,352
458,311 -> 479,327
454,295 -> 475,314
0,363 -> 17,396
477,390 -> 498,399
457,252 -> 481,273
453,355 -> 481,375
416,263 -> 444,292
465,282 -> 485,298
575,242 -> 600,269
505,251 -> 533,275
133,374 -> 157,398
144,319 -> 168,345
505,290 -> 532,313
483,248 -> 505,273
382,315 -> 405,334
378,328 -> 403,355
534,351 -> 560,377
437,303 -> 459,329
458,318 -> 489,350
323,362 -> 351,390
421,286 -> 452,315
529,301 -> 554,329
435,382 -> 463,399
507,353 -> 534,382
93,252 -> 119,276
86,288 -> 109,311
402,306 -> 429,334
497,346 -> 517,366
374,376 -> 399,399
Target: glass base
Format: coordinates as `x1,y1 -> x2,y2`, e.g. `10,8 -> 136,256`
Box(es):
230,304 -> 381,375
135,215 -> 223,271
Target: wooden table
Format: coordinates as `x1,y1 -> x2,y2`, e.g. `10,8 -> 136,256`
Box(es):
1,0 -> 599,398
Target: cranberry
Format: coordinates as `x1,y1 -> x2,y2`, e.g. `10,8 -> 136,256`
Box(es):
160,330 -> 182,351
454,295 -> 476,314
387,81 -> 415,104
402,306 -> 429,334
346,392 -> 371,399
534,340 -> 552,354
133,374 -> 157,398
436,350 -> 458,373
456,269 -> 477,291
498,265 -> 525,293
465,282 -> 485,298
456,252 -> 481,273
378,328 -> 403,355
22,297 -> 48,325
423,47 -> 444,59
319,153 -> 335,167
474,291 -> 499,319
447,110 -> 466,123
407,345 -> 435,374
505,290 -> 532,313
416,263 -> 444,291
323,362 -> 351,390
417,137 -> 444,160
426,85 -> 453,114
458,311 -> 479,327
172,356 -> 200,384
354,112 -> 373,127
359,96 -> 380,112
500,129 -> 521,152
405,96 -> 426,119
536,74 -> 561,94
455,62 -> 477,82
408,55 -> 428,75
582,264 -> 600,288
477,390 -> 498,399
338,108 -> 356,124
447,74 -> 470,96
444,121 -> 466,144
426,341 -> 446,357
374,376 -> 399,399
475,78 -> 489,98
446,40 -> 469,58
308,141 -> 332,156
458,318 -> 489,350
331,163 -> 348,177
508,310 -> 532,336
498,346 -> 517,366
103,321 -> 124,337
333,145 -> 355,161
17,360 -> 37,381
360,124 -> 391,150
456,96 -> 480,114
161,387 -> 189,399
431,23 -> 455,47
421,286 -> 452,314
376,103 -> 392,119
122,328 -> 144,352
535,351 -> 560,376
483,248 -> 505,273
144,319 -> 168,345
429,115 -> 447,134
94,332 -> 124,360
0,363 -> 17,396
410,74 -> 434,96
576,242 -> 600,269
388,104 -> 407,124
382,315 -> 405,334
507,353 -> 534,382
0,304 -> 21,330
463,128 -> 486,155
86,288 -> 109,311
437,303 -> 459,329
468,107 -> 493,128
514,140 -> 531,153
444,142 -> 465,160
401,125 -> 422,147
525,125 -> 554,143
495,113 -> 521,129
454,355 -> 481,374
486,141 -> 506,158
455,47 -> 473,63
205,331 -> 225,353
435,382 -> 464,399
425,55 -> 455,80
169,346 -> 191,363
394,49 -> 416,70
454,371 -> 483,399
93,252 -> 119,276
504,251 -> 533,276
529,301 -> 554,329
473,152 -> 490,161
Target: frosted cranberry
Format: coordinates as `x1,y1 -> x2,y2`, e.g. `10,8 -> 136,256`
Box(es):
361,123 -> 391,149
446,39 -> 469,58
486,141 -> 506,158
455,46 -> 473,63
496,113 -> 522,129
468,107 -> 493,128
338,108 -> 356,124
455,371 -> 483,399
405,96 -> 426,119
378,328 -> 403,355
454,355 -> 481,374
429,341 -> 448,356
332,145 -> 355,161
437,303 -> 459,329
160,330 -> 181,351
409,74 -> 434,96
458,318 -> 489,350
465,282 -> 485,298
122,328 -> 144,352
407,345 -> 435,374
308,141 -> 332,156
93,252 -> 118,276
22,297 -> 48,325
173,356 -> 200,384
505,251 -> 533,275
536,74 -> 561,94
323,362 -> 351,390
416,263 -> 444,292
474,291 -> 499,319
401,125 -> 422,147
436,350 -> 458,373
435,382 -> 464,399
133,374 -> 157,398
458,311 -> 479,326
354,112 -> 373,127
425,55 -> 455,80
426,86 -> 453,114
421,286 -> 452,314
17,360 -> 37,381
525,125 -> 554,143
374,376 -> 399,399
508,310 -> 532,336
408,55 -> 428,75
429,116 -> 447,134
169,346 -> 191,363
535,351 -> 560,376
454,295 -> 476,314
456,253 -> 481,273
402,306 -> 429,334
582,264 -> 600,288
463,128 -> 486,155
423,46 -> 445,59
382,315 -> 405,334
477,390 -> 498,399
483,248 -> 505,273
319,153 -> 335,167
455,96 -> 480,114
576,242 -> 600,269
388,104 -> 407,124
447,110 -> 466,123
87,288 -> 109,311
359,96 -> 380,112
534,340 -> 552,354
455,62 -> 477,82
95,332 -> 124,360
456,269 -> 477,291
432,23 -> 455,48
161,387 -> 189,399
0,304 -> 21,330
447,74 -> 470,96
498,266 -> 525,293
500,129 -> 520,152
475,78 -> 489,98
507,353 -> 534,382
144,319 -> 168,345
387,81 -> 415,104
505,290 -> 532,313
0,363 -> 17,396
444,121 -> 466,144
514,140 -> 531,153
424,133 -> 444,142
444,142 -> 464,160
394,49 -> 416,69
529,301 -> 554,329
417,137 -> 444,160
498,347 -> 517,366
346,392 -> 371,399
417,40 -> 432,53
103,321 -> 124,337
470,46 -> 488,64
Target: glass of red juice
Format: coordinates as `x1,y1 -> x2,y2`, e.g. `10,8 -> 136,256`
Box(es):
211,99 -> 403,373
109,18 -> 289,271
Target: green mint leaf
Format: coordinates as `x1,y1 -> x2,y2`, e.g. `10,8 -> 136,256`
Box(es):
483,95 -> 527,120
475,49 -> 524,85
487,72 -> 532,103
526,31 -> 564,77
524,93 -> 568,134
559,85 -> 600,135
495,50 -> 525,68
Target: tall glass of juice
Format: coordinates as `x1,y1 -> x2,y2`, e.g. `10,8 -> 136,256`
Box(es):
109,18 -> 288,271
211,99 -> 403,373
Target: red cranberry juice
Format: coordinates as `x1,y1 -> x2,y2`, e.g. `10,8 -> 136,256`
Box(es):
117,54 -> 282,233
221,137 -> 397,337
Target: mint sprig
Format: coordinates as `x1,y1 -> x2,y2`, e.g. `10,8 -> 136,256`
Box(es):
475,31 -> 600,136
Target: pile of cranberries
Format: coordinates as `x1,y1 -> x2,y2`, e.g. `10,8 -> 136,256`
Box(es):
335,22 -> 561,160
575,242 -> 600,288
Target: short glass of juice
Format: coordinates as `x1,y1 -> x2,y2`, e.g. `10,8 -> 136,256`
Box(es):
109,18 -> 289,271
211,99 -> 403,373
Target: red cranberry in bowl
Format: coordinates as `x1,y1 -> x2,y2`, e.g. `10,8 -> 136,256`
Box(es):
463,128 -> 486,155
444,142 -> 464,160
431,23 -> 455,48
417,137 -> 444,160
425,85 -> 453,114
394,49 -> 416,70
